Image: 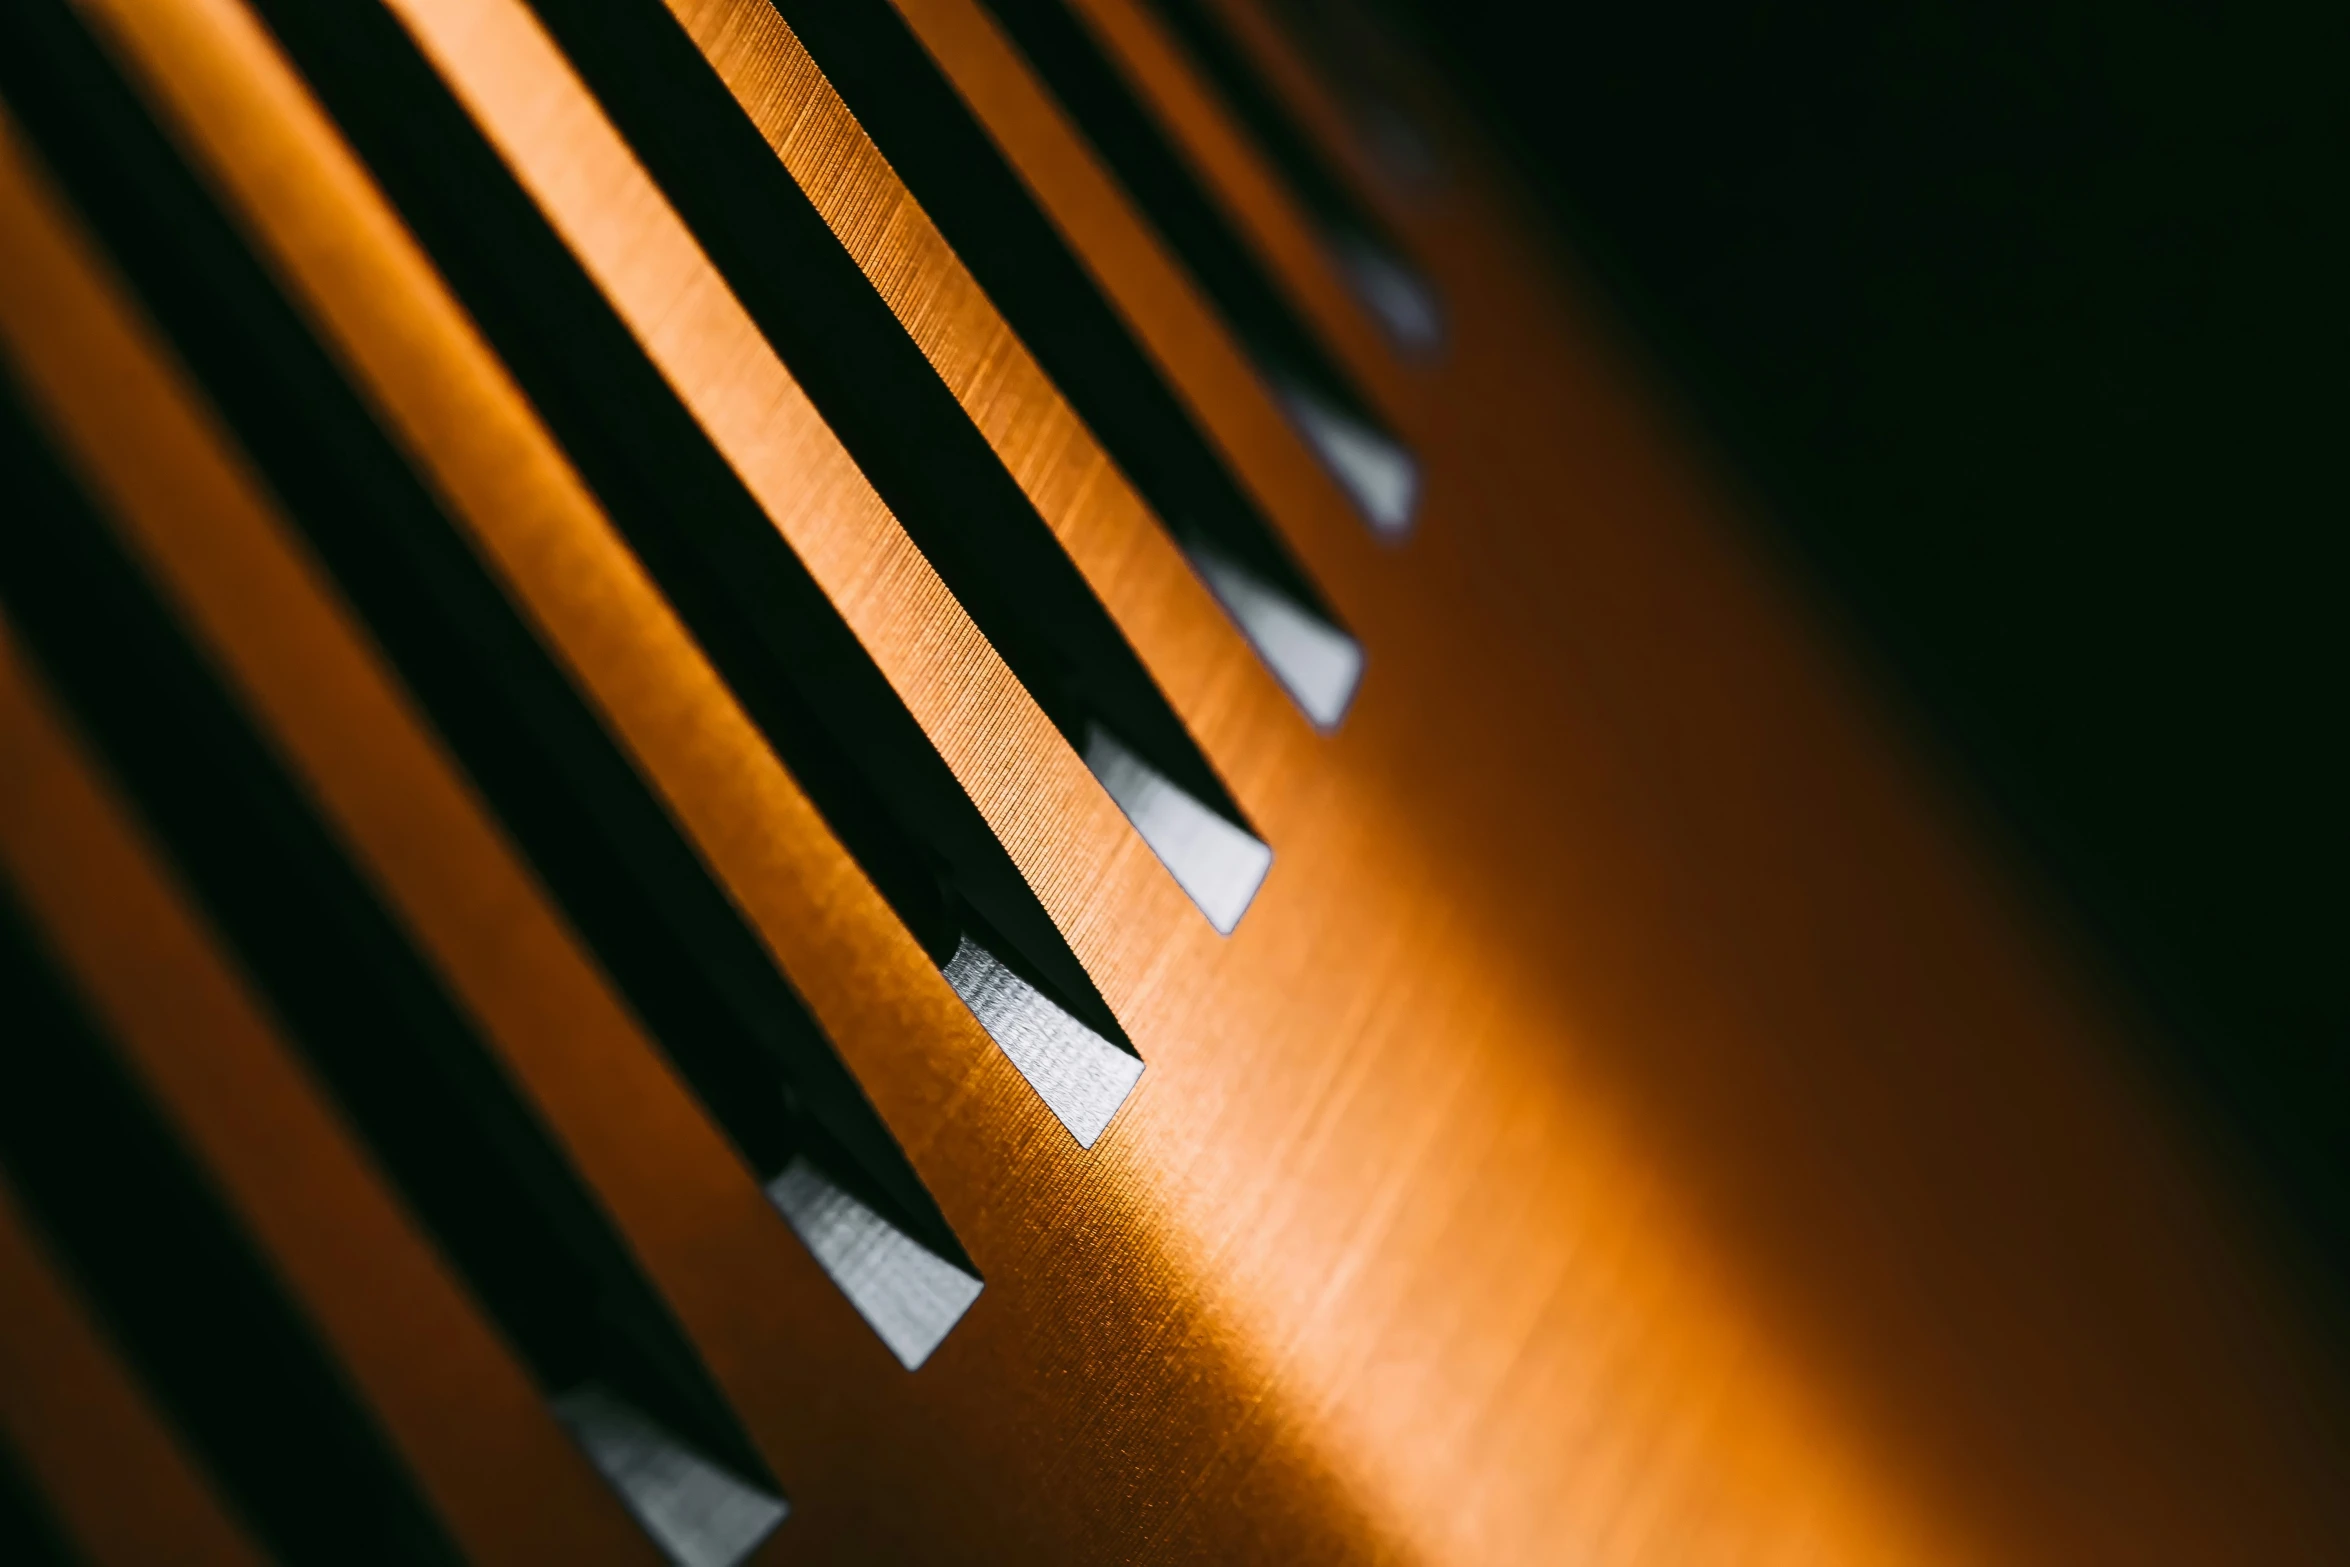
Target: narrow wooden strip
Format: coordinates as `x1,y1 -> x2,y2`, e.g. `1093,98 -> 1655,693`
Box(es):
0,53 -> 864,1499
0,1171 -> 265,1567
68,0 -> 1153,1109
0,148 -> 666,1553
885,0 -> 1368,578
1062,0 -> 1402,401
668,0 -> 1268,751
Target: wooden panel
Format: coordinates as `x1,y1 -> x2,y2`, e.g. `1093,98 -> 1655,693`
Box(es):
0,0 -> 2339,1560
900,1 -> 2350,1559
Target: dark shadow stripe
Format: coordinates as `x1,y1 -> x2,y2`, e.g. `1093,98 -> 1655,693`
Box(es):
234,0 -> 1137,1071
0,888 -> 462,1567
766,0 -> 1366,727
0,0 -> 983,1304
0,371 -> 779,1522
976,0 -> 1421,535
1138,0 -> 1442,353
1255,0 -> 1444,193
533,0 -> 1258,820
324,0 -> 1264,934
0,1440 -> 81,1567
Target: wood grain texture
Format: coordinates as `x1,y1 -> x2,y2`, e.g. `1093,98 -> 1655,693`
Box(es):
0,123 -> 667,1565
884,0 -> 1376,570
663,0 -> 1286,772
4,0 -> 2342,1560
916,0 -> 2350,1558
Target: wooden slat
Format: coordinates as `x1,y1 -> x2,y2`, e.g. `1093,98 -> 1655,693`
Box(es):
0,150 -> 668,1556
364,0 -> 1193,986
662,0 -> 1287,759
0,625 -> 654,1565
1060,0 -> 1407,409
0,89 -> 753,1561
0,1171 -> 266,1567
885,0 -> 1373,575
65,0 -> 1107,1150
10,0 -> 2342,1561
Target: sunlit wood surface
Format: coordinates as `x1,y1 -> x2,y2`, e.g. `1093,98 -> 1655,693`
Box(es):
1,0 -> 2345,1560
